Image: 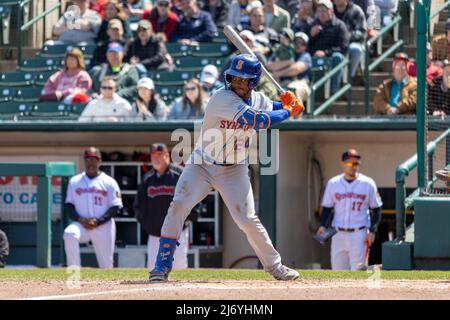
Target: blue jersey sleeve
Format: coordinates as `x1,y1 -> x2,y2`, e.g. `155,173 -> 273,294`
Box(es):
237,108 -> 290,131
272,101 -> 283,110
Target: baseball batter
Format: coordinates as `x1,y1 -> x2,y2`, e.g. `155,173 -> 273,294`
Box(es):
63,147 -> 123,268
149,54 -> 304,282
316,149 -> 383,271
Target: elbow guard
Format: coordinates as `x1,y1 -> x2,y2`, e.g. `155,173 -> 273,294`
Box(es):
237,109 -> 271,131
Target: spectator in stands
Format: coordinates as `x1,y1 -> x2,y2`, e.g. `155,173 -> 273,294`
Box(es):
123,0 -> 153,25
200,64 -> 224,96
96,0 -> 132,44
89,42 -> 140,101
79,77 -> 133,122
89,0 -> 109,18
277,0 -> 302,17
200,0 -> 230,29
269,28 -> 295,63
333,0 -> 367,79
139,0 -> 179,42
125,19 -> 173,75
374,0 -> 398,26
92,19 -> 130,67
269,31 -> 312,105
51,0 -> 101,45
435,168 -> 450,187
238,29 -> 268,64
262,0 -> 291,33
168,79 -> 207,119
41,48 -> 92,104
427,59 -> 450,117
307,0 -> 349,94
227,0 -> 258,29
244,6 -> 278,56
432,19 -> 450,62
0,229 -> 9,268
292,0 -> 316,34
131,77 -> 169,120
172,0 -> 218,44
373,52 -> 417,115
407,42 -> 443,85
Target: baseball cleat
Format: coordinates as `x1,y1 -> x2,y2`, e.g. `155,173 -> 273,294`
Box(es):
271,265 -> 300,281
149,268 -> 169,282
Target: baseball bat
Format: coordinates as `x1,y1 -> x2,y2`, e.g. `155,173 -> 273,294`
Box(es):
223,25 -> 285,94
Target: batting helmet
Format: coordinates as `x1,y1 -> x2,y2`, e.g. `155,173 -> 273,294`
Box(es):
224,54 -> 262,89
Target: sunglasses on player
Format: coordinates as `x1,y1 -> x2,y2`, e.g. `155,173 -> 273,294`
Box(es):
345,162 -> 360,168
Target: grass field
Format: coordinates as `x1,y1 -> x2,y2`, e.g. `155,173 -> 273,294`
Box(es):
1,268 -> 450,281
2,268 -> 450,300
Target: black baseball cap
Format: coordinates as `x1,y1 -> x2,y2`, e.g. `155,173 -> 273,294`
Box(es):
150,143 -> 168,154
342,149 -> 361,162
84,147 -> 102,160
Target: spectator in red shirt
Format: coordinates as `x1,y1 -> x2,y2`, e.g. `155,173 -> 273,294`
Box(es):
141,0 -> 179,42
90,0 -> 110,18
407,42 -> 443,84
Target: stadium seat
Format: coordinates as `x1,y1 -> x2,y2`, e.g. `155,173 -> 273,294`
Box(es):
0,87 -> 13,102
27,102 -> 72,119
212,30 -> 228,44
154,86 -> 183,97
0,72 -> 34,87
174,57 -> 226,72
78,44 -> 97,58
40,44 -> 74,58
70,103 -> 87,115
14,87 -> 44,103
18,57 -> 62,72
191,43 -> 229,57
0,102 -> 30,120
152,71 -> 199,86
34,71 -> 55,86
165,43 -> 192,57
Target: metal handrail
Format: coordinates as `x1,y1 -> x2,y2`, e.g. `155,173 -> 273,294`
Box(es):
395,127 -> 450,240
308,57 -> 352,116
430,0 -> 450,20
17,0 -> 62,67
364,15 -> 403,115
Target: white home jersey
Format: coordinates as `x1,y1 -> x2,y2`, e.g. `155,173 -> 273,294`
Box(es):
321,173 -> 383,229
65,172 -> 123,219
189,88 -> 273,165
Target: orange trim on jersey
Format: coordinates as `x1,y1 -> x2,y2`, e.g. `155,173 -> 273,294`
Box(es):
161,235 -> 179,240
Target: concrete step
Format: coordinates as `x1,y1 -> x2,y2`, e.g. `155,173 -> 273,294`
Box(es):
434,22 -> 446,35
0,47 -> 40,60
320,101 -> 375,116
438,10 -> 449,22
382,44 -> 416,58
0,59 -> 17,72
350,86 -> 376,102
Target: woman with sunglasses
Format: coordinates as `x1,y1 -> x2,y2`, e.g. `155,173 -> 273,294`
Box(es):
79,76 -> 132,122
132,77 -> 169,120
168,79 -> 208,120
316,149 -> 383,271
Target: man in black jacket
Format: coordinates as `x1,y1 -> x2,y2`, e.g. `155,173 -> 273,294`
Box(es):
333,0 -> 367,78
307,0 -> 349,93
134,143 -> 197,269
0,229 -> 9,268
125,20 -> 173,75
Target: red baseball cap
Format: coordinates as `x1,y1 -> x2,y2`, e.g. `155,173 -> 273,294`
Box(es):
84,147 -> 102,160
342,149 -> 361,161
150,143 -> 168,154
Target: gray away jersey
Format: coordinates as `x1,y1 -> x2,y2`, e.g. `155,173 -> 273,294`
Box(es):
189,88 -> 273,165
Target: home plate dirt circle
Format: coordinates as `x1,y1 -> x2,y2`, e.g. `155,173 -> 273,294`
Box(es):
2,279 -> 450,300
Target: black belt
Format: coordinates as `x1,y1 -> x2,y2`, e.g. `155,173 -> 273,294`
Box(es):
337,226 -> 366,232
213,161 -> 234,167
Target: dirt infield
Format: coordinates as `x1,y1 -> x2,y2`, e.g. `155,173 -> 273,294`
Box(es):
2,279 -> 450,300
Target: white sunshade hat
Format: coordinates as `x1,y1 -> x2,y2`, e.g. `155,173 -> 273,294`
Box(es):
137,77 -> 154,91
